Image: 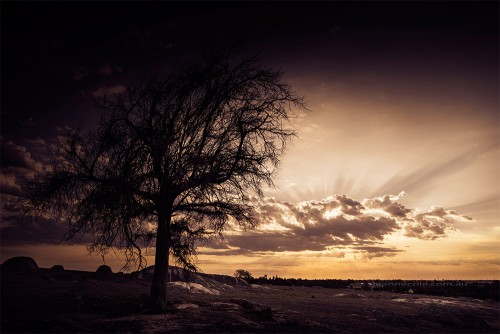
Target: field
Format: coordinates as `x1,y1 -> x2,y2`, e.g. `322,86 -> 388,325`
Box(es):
1,268 -> 499,333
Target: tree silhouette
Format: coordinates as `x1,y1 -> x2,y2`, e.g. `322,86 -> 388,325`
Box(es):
234,269 -> 254,282
25,48 -> 306,312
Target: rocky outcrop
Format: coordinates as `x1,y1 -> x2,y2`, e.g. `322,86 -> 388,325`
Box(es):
138,265 -> 248,286
135,265 -> 249,294
205,273 -> 249,287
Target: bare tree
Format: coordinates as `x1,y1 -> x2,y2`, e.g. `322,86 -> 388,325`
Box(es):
25,48 -> 306,312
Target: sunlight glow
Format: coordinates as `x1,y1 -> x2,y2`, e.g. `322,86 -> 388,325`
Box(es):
324,207 -> 343,219
361,208 -> 390,218
259,222 -> 290,232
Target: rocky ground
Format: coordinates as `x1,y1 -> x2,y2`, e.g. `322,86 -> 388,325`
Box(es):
1,266 -> 499,333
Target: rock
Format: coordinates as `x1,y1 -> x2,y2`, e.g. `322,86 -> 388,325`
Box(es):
51,265 -> 65,271
168,282 -> 220,295
175,303 -> 200,310
229,298 -> 273,318
211,302 -> 243,310
1,257 -> 39,274
95,265 -> 113,279
229,298 -> 255,310
250,284 -> 265,290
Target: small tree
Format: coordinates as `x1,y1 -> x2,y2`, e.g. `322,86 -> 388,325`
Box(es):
234,269 -> 253,282
25,48 -> 306,312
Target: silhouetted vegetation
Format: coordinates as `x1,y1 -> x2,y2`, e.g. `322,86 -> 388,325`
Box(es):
249,275 -> 500,301
23,46 -> 306,312
234,269 -> 254,282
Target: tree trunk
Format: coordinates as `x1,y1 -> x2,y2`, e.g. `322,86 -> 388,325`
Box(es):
149,203 -> 172,312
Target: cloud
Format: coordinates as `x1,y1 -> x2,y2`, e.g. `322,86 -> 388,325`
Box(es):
0,173 -> 22,196
19,117 -> 36,127
0,215 -> 74,246
96,62 -> 122,76
0,137 -> 54,189
1,139 -> 43,173
201,193 -> 472,258
363,192 -> 411,218
403,206 -> 472,240
0,137 -> 53,231
0,137 -> 472,258
221,214 -> 398,255
1,193 -> 22,228
72,62 -> 123,81
354,246 -> 403,259
91,84 -> 127,97
0,139 -> 51,202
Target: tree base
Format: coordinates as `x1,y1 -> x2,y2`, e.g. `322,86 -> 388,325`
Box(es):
142,301 -> 177,314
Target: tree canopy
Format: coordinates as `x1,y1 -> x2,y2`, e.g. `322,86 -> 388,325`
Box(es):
25,47 -> 306,311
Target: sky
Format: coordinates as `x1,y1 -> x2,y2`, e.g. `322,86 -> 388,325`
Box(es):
1,2 -> 499,279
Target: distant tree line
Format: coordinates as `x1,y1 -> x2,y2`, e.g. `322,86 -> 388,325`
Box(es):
235,271 -> 499,301
251,275 -> 350,289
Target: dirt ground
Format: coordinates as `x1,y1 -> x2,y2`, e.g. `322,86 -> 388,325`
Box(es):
1,269 -> 499,333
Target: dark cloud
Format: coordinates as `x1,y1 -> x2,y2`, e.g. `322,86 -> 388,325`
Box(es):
0,173 -> 22,196
0,138 -> 53,199
91,84 -> 127,98
1,193 -> 21,226
19,117 -> 36,127
1,139 -> 43,172
354,246 -> 404,259
0,137 -> 63,247
73,62 -> 123,81
0,216 -> 74,246
227,232 -> 317,253
336,195 -> 365,216
223,214 -> 398,254
0,139 -> 48,203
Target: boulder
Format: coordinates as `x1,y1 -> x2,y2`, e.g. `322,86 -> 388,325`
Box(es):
51,265 -> 65,271
1,256 -> 39,274
95,265 -> 113,279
